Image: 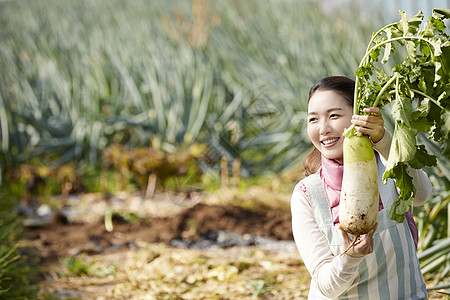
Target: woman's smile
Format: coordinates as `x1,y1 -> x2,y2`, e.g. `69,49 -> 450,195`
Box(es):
321,137 -> 340,147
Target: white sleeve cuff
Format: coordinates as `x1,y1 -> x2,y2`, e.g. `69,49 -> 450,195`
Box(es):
372,128 -> 392,164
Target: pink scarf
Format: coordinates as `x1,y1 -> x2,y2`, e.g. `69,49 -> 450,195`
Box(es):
317,155 -> 345,225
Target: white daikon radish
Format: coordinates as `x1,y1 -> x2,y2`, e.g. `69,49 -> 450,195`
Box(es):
339,134 -> 379,252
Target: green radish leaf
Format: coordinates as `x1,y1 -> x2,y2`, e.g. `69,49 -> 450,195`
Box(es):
417,74 -> 429,93
385,163 -> 415,223
417,98 -> 432,115
432,39 -> 443,57
408,145 -> 437,169
389,195 -> 413,223
370,47 -> 381,62
419,21 -> 436,38
386,122 -> 417,172
438,110 -> 450,157
433,8 -> 450,19
439,43 -> 450,79
443,141 -> 450,159
406,41 -> 417,62
392,93 -> 413,128
419,39 -> 432,55
374,67 -> 390,82
398,10 -> 423,35
407,11 -> 424,34
381,29 -> 394,64
383,163 -> 414,196
410,112 -> 432,133
398,11 -> 410,35
431,13 -> 448,32
437,91 -> 449,104
381,42 -> 392,64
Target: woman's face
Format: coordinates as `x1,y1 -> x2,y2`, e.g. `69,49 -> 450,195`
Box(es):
307,90 -> 353,164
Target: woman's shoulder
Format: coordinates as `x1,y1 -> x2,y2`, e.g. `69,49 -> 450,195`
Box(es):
293,173 -> 322,203
298,172 -> 322,186
291,180 -> 311,207
293,179 -> 307,194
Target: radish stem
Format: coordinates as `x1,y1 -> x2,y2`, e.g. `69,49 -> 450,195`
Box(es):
411,89 -> 447,111
372,74 -> 398,107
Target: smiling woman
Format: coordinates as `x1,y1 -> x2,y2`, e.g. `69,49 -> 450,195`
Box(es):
303,77 -> 355,173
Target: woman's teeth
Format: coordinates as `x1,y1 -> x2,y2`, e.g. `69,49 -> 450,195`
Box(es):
322,138 -> 339,145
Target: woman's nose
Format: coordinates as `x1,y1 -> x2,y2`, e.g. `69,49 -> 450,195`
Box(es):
319,120 -> 331,135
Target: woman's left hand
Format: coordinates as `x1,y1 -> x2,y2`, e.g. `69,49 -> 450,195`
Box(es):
340,223 -> 378,258
351,107 -> 385,143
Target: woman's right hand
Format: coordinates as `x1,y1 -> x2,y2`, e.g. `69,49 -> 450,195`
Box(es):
339,223 -> 378,258
351,107 -> 385,143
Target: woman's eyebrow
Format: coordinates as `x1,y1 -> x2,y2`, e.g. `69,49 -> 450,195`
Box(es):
307,107 -> 345,115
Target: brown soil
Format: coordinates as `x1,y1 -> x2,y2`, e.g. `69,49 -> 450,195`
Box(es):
24,199 -> 293,267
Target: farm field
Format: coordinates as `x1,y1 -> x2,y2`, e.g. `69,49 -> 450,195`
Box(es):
24,189 -> 311,299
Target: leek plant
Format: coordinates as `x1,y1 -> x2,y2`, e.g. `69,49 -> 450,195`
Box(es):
0,0 -> 379,174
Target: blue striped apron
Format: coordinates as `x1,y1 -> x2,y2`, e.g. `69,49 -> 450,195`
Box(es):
302,157 -> 428,299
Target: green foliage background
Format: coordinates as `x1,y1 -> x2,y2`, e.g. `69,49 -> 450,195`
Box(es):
0,0 -> 377,174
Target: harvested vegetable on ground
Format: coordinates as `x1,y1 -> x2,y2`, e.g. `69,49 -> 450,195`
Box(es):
342,8 -> 450,228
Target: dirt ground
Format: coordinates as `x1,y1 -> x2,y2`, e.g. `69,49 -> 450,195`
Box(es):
24,193 -> 293,267
21,189 -> 309,299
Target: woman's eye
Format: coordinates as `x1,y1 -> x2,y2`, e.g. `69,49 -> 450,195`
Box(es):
330,114 -> 340,118
308,117 -> 317,123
